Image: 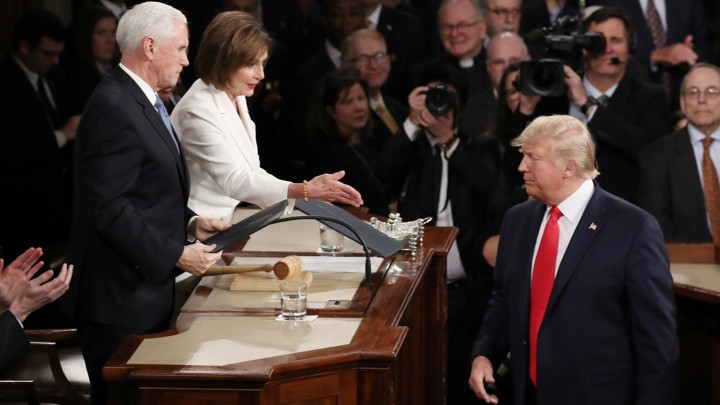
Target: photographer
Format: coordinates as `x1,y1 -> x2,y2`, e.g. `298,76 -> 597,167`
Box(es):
376,62 -> 502,405
515,6 -> 670,203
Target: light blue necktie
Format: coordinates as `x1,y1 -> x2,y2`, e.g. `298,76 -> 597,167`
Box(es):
154,94 -> 180,154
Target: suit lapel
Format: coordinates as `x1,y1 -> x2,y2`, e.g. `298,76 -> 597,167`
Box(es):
671,128 -> 710,234
112,67 -> 189,193
215,88 -> 260,170
517,202 -> 547,337
545,186 -> 607,315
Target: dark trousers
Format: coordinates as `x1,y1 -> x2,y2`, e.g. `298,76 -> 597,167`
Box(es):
80,318 -> 169,404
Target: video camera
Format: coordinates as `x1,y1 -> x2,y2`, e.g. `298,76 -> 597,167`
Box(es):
516,15 -> 606,97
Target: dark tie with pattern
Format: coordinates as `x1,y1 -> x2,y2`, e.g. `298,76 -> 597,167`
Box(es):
646,0 -> 671,96
596,94 -> 610,108
154,94 -> 180,154
529,206 -> 563,386
702,137 -> 720,245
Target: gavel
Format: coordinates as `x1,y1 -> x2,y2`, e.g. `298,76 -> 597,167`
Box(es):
202,255 -> 303,279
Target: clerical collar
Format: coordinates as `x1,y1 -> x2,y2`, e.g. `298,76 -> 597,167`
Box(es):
459,59 -> 474,68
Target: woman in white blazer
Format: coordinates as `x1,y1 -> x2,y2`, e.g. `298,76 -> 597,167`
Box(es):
170,11 -> 362,223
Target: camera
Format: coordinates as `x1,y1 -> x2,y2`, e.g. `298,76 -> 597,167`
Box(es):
423,84 -> 456,116
516,16 -> 606,96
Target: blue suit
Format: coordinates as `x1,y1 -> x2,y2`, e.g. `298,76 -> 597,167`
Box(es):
473,185 -> 678,405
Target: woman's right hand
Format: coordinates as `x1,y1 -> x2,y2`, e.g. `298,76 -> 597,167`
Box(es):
307,171 -> 363,207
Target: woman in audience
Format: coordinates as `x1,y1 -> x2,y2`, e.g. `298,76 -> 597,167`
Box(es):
170,11 -> 362,223
307,68 -> 392,216
61,5 -> 118,113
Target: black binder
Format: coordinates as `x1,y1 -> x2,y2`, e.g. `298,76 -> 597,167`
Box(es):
203,200 -> 288,252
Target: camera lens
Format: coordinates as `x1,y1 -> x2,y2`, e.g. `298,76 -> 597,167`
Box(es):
424,85 -> 455,116
518,60 -> 566,97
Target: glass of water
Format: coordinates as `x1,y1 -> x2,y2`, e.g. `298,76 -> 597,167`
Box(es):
279,282 -> 307,320
319,223 -> 344,252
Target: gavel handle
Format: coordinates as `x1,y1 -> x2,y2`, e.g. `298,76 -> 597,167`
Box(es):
203,263 -> 274,276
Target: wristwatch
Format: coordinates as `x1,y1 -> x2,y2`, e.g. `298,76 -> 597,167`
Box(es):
580,97 -> 598,115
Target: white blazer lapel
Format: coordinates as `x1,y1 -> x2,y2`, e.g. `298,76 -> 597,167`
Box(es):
213,89 -> 260,169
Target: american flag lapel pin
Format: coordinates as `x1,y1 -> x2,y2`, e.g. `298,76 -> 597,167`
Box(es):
589,223 -> 597,231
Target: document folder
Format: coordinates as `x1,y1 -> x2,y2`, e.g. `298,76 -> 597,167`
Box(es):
203,200 -> 289,252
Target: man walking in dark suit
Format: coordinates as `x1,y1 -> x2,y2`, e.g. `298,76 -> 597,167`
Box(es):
639,63 -> 720,243
516,7 -> 670,204
58,3 -> 228,403
469,114 -> 677,405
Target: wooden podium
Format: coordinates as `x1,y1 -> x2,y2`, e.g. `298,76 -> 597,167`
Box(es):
667,243 -> 720,405
103,213 -> 456,405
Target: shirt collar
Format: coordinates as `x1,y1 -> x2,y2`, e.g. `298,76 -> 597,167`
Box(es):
99,0 -> 127,19
554,178 -> 595,225
324,40 -> 342,68
119,62 -> 157,106
583,75 -> 619,99
688,123 -> 720,144
12,55 -> 39,88
367,4 -> 381,29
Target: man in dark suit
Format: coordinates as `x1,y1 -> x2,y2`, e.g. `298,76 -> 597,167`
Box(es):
587,0 -> 711,106
516,7 -> 670,204
377,63 -> 502,405
364,0 -> 426,101
639,63 -> 720,242
469,114 -> 677,405
57,3 -> 228,403
459,31 -> 529,137
341,28 -> 407,155
0,10 -> 81,262
1,247 -> 72,373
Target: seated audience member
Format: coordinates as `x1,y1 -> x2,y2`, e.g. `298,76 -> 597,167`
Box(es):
459,31 -> 529,137
0,247 -> 73,373
514,6 -> 670,204
171,11 -> 363,224
363,0 -> 427,102
482,0 -> 522,38
586,0 -> 711,108
307,68 -> 392,216
0,10 -> 80,262
281,0 -> 368,181
376,62 -> 501,405
62,4 -> 118,114
639,63 -> 720,243
341,28 -> 408,153
410,0 -> 491,100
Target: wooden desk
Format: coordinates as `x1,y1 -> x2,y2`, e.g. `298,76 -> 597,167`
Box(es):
104,215 -> 457,405
667,243 -> 720,405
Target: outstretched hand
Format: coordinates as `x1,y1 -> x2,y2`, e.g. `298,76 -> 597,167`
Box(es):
307,171 -> 364,207
0,247 -> 44,312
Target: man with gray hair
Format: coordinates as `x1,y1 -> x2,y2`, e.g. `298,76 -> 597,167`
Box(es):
469,115 -> 677,404
59,3 -> 229,403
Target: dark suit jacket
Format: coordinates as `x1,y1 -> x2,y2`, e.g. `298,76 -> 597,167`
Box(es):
376,128 -> 502,296
368,93 -> 408,154
59,66 -> 193,331
638,127 -> 712,242
473,185 -> 677,405
0,56 -> 73,259
376,5 -> 426,102
408,50 -> 491,100
516,74 -> 670,203
0,311 -> 30,374
459,89 -> 497,137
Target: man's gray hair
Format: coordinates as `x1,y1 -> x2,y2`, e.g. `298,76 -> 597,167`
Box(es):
116,1 -> 187,54
438,0 -> 485,23
512,115 -> 600,180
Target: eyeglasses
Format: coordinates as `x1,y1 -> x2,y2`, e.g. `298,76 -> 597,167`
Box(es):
489,57 -> 524,69
440,20 -> 480,35
682,87 -> 720,101
35,48 -> 63,59
346,52 -> 390,67
485,7 -> 521,19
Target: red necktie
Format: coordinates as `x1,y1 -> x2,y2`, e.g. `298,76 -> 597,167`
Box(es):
529,206 -> 563,386
702,137 -> 720,244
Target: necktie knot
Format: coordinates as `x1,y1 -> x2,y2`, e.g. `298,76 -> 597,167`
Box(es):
703,137 -> 714,151
549,206 -> 563,222
596,95 -> 609,107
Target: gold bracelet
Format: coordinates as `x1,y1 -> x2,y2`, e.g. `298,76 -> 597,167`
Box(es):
303,180 -> 309,202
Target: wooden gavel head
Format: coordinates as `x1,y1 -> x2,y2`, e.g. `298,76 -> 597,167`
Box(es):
272,255 -> 303,279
